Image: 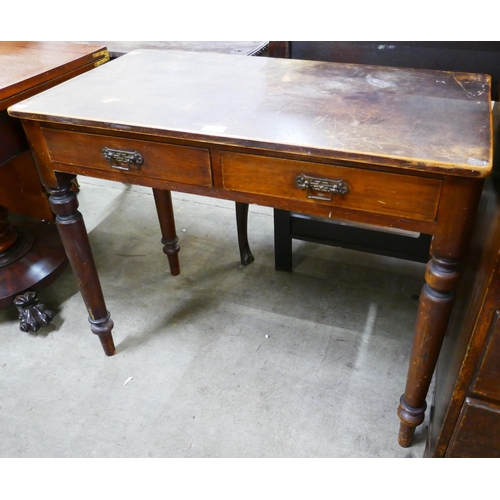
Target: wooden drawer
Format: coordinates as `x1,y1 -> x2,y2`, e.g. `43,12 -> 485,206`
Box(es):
42,128 -> 213,187
221,152 -> 442,221
446,398 -> 500,457
471,310 -> 500,400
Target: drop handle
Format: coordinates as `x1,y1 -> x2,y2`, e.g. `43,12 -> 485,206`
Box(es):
295,174 -> 349,201
102,147 -> 144,171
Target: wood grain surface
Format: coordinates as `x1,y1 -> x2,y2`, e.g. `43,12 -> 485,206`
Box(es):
9,49 -> 492,176
0,42 -> 107,105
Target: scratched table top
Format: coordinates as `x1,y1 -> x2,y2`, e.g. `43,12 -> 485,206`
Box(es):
9,49 -> 493,176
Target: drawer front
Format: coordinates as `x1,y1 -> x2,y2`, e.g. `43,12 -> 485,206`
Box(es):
221,152 -> 442,221
471,310 -> 500,400
43,128 -> 213,187
446,397 -> 500,457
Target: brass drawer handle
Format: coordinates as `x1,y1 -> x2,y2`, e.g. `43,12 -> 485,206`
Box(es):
295,174 -> 349,201
102,147 -> 144,171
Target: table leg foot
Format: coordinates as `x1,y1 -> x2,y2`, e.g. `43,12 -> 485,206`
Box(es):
162,236 -> 180,276
235,202 -> 254,266
14,290 -> 54,332
89,312 -> 115,356
397,396 -> 427,447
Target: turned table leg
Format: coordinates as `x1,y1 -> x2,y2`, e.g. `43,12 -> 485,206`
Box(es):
47,175 -> 115,356
152,188 -> 180,276
235,202 -> 254,266
397,256 -> 459,446
397,176 -> 484,447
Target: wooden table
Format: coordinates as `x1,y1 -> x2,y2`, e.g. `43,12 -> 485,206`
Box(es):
9,49 -> 492,447
0,41 -> 109,329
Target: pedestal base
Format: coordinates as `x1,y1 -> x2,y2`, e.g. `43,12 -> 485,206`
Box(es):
0,219 -> 68,317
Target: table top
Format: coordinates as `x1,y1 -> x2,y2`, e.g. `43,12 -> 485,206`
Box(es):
85,41 -> 268,58
9,49 -> 493,177
0,42 -> 108,106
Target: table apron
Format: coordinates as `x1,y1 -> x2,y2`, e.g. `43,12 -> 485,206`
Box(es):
48,158 -> 441,237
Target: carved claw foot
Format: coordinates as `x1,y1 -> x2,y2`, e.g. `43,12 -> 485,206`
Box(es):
13,291 -> 54,332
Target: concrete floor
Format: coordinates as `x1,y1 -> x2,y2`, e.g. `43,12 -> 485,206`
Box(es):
0,176 -> 431,457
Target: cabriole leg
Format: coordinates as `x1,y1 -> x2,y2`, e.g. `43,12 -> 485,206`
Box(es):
235,202 -> 254,266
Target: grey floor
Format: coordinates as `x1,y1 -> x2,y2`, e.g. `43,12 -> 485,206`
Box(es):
0,176 -> 432,458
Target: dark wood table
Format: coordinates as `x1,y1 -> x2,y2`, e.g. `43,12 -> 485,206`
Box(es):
9,49 -> 493,448
0,41 -> 109,330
